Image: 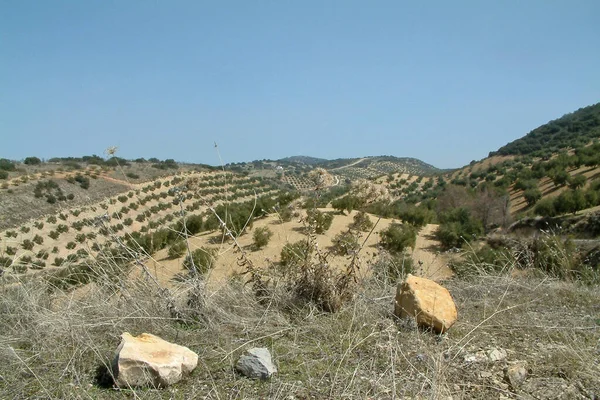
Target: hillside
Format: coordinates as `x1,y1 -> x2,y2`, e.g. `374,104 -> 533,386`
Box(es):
1,107 -> 600,398
324,156 -> 439,179
490,102 -> 600,158
439,103 -> 600,221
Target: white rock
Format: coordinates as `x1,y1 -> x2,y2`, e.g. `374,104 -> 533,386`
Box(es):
236,348 -> 277,379
464,351 -> 487,363
488,348 -> 507,362
112,332 -> 198,388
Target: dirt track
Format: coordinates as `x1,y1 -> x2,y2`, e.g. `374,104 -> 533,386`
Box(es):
411,224 -> 453,281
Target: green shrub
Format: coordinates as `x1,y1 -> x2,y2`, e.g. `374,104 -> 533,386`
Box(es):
252,227 -> 273,250
306,209 -> 334,234
32,234 -> 44,245
21,239 -> 34,250
24,156 -> 42,165
0,158 -> 16,171
36,250 -> 49,260
47,215 -> 57,224
49,231 -> 59,240
436,208 -> 483,249
0,256 -> 13,269
534,198 -> 557,217
56,224 -> 69,233
331,231 -> 360,255
523,188 -> 542,206
168,241 -> 187,259
66,242 -> 77,250
5,246 -> 16,256
182,247 -> 216,274
281,240 -> 313,266
351,211 -> 374,232
380,223 -> 416,253
74,174 -> 90,189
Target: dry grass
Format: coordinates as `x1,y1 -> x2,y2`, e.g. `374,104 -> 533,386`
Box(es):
1,250 -> 599,399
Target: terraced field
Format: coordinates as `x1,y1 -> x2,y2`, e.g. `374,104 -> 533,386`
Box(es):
0,171 -> 280,281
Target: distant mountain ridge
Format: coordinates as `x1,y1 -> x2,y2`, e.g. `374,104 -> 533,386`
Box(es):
277,156 -> 329,165
276,155 -> 440,178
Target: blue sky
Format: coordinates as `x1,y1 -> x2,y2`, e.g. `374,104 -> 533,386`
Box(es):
1,1 -> 599,169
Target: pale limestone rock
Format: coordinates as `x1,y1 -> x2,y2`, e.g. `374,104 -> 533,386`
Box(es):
488,348 -> 507,362
394,274 -> 457,333
112,332 -> 198,388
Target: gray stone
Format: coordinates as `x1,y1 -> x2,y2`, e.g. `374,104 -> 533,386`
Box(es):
236,348 -> 277,379
505,363 -> 527,388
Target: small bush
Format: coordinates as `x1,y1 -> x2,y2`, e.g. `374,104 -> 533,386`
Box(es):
32,234 -> 44,245
281,240 -> 313,266
168,241 -> 187,259
56,224 -> 69,233
23,156 -> 42,165
380,223 -> 417,253
524,188 -> 542,206
331,230 -> 360,255
351,211 -> 374,232
252,227 -> 273,250
66,242 -> 77,250
22,239 -> 34,250
36,250 -> 49,260
182,247 -> 216,274
306,209 -> 334,234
